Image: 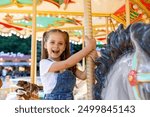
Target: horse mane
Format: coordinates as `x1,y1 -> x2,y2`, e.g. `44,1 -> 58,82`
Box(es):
94,22 -> 150,99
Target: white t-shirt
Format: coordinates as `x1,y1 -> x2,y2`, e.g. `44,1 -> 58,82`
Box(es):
40,59 -> 58,94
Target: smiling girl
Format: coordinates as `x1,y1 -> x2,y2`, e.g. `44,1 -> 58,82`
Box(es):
40,29 -> 96,100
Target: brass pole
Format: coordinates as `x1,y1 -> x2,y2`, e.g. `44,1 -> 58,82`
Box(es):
125,0 -> 130,27
105,17 -> 109,38
30,0 -> 37,83
82,29 -> 85,71
84,0 -> 95,100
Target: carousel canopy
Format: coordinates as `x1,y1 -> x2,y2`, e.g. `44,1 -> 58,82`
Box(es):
0,0 -> 149,41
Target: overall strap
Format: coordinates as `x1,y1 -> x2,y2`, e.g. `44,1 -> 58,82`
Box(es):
47,58 -> 52,61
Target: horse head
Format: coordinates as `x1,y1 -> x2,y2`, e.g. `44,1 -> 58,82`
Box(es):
94,22 -> 150,100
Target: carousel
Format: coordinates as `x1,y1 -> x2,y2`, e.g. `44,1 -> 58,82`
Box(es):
0,0 -> 150,100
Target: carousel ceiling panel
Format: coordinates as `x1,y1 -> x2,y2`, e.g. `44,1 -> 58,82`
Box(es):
3,14 -> 82,28
0,0 -> 149,40
0,0 -> 125,13
113,0 -> 150,24
0,0 -> 42,7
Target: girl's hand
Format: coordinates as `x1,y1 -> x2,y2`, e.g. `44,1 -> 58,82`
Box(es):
85,36 -> 96,50
89,50 -> 98,63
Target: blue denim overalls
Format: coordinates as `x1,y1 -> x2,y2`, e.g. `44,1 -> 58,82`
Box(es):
44,70 -> 76,100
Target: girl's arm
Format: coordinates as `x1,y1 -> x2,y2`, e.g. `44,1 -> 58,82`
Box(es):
48,37 -> 96,72
75,50 -> 98,80
75,69 -> 86,80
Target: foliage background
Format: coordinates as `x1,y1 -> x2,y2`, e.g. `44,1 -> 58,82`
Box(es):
0,35 -> 41,62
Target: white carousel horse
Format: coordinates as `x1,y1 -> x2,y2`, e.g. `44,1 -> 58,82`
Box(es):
95,22 -> 150,100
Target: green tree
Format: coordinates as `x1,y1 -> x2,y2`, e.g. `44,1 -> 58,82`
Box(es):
0,35 -> 41,62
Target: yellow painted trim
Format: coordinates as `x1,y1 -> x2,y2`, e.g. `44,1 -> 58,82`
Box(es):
126,0 -> 130,27
111,14 -> 126,26
35,24 -> 117,32
0,9 -> 111,17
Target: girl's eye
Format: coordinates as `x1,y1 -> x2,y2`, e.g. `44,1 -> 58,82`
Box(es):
58,43 -> 63,45
50,41 -> 54,44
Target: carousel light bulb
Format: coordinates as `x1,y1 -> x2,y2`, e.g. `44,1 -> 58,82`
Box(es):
142,14 -> 147,19
8,33 -> 12,36
4,33 -> 8,37
10,30 -> 14,33
74,41 -> 78,45
24,35 -> 27,39
95,28 -> 98,31
133,4 -> 138,10
145,19 -> 150,23
21,20 -> 25,22
69,16 -> 73,19
137,9 -> 142,14
20,35 -> 23,38
37,24 -> 40,27
13,31 -> 16,34
108,27 -> 111,31
16,33 -> 20,36
13,20 -> 18,23
25,20 -> 29,23
113,20 -> 117,24
47,14 -> 50,17
72,41 -> 75,44
58,15 -> 62,18
79,40 -> 82,44
24,14 -> 28,17
1,33 -> 4,36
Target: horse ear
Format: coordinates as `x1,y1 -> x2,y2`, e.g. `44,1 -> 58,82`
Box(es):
130,22 -> 150,66
130,22 -> 150,52
130,23 -> 143,44
129,22 -> 145,53
116,24 -> 124,33
142,28 -> 150,56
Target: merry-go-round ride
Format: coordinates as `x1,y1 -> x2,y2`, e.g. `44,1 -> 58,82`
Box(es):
0,0 -> 150,100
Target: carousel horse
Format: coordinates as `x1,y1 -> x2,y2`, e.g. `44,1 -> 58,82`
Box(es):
6,80 -> 43,100
94,22 -> 150,100
15,80 -> 43,100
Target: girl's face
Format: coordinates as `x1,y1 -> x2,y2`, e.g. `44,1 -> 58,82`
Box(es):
44,32 -> 66,61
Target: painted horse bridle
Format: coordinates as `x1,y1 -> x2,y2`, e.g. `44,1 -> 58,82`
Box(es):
128,52 -> 150,99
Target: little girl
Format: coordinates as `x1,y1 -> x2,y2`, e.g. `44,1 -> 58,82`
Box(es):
40,29 -> 96,100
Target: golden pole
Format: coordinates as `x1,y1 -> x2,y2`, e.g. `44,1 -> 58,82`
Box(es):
82,29 -> 85,71
84,0 -> 95,100
105,17 -> 109,38
125,0 -> 130,27
30,0 -> 37,83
